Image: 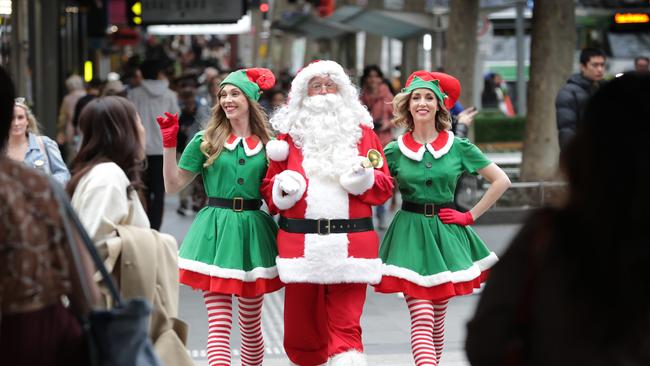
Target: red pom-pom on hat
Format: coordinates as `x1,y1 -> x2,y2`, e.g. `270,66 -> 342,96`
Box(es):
246,68 -> 276,91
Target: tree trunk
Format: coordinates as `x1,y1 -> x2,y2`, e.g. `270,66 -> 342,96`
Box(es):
270,0 -> 294,72
401,37 -> 420,87
520,0 -> 575,181
445,0 -> 478,108
363,0 -> 383,68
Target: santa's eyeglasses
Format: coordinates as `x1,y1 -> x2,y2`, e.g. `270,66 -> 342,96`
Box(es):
308,82 -> 337,92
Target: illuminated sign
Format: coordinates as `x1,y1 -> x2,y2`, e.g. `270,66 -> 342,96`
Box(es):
614,13 -> 650,24
84,61 -> 93,83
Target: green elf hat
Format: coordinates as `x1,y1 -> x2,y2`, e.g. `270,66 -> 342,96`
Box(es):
403,71 -> 461,110
220,68 -> 276,101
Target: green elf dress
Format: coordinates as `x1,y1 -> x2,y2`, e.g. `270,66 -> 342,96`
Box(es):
376,130 -> 498,301
177,131 -> 282,297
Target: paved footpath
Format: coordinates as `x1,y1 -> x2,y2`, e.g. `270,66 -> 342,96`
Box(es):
161,194 -> 521,366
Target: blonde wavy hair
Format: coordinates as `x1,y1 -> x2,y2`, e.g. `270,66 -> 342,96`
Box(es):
200,86 -> 272,167
14,98 -> 42,135
391,91 -> 451,132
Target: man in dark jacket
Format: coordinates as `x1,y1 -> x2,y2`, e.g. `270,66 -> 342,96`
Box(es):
556,48 -> 606,151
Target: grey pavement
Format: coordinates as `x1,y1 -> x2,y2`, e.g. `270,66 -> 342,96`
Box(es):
160,194 -> 521,366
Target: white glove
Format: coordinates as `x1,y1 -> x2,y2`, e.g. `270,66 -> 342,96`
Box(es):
339,157 -> 375,195
278,174 -> 301,195
272,170 -> 307,210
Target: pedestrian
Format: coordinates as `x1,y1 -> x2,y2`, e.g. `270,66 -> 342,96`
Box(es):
261,60 -> 394,366
360,65 -> 395,146
360,65 -> 396,230
56,74 -> 86,160
264,88 -> 287,117
175,81 -> 210,216
128,59 -> 180,230
465,72 -> 650,366
66,96 -> 150,262
6,97 -> 70,185
634,56 -> 649,72
556,47 -> 606,152
67,95 -> 192,366
157,68 -> 282,366
375,70 -> 511,366
0,66 -> 95,366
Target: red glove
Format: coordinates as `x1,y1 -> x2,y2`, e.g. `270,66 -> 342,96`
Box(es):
439,208 -> 474,226
156,112 -> 179,148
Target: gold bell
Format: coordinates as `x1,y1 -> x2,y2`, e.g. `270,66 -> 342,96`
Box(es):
361,149 -> 384,169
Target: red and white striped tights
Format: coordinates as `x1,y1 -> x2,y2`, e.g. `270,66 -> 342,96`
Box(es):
203,292 -> 265,366
406,296 -> 449,366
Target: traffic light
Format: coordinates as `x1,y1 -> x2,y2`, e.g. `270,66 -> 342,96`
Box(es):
126,0 -> 142,26
260,1 -> 269,20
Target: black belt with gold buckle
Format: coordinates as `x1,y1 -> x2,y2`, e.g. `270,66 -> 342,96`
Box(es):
207,197 -> 262,212
401,201 -> 456,217
278,216 -> 374,235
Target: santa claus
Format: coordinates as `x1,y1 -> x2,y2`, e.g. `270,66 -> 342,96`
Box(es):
261,60 -> 394,366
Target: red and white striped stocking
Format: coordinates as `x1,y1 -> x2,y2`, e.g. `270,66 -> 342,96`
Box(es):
237,296 -> 265,366
406,296 -> 438,366
204,291 -> 233,366
433,300 -> 449,363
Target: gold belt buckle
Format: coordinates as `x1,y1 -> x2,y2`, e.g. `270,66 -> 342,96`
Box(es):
424,203 -> 435,217
233,197 -> 244,212
317,218 -> 331,235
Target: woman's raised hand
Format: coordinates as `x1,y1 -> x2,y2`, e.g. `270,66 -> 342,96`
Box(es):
156,112 -> 179,148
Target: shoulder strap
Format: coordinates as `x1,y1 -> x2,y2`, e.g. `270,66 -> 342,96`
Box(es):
35,135 -> 52,172
47,176 -> 124,307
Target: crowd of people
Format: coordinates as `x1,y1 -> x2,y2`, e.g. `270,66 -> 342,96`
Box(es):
2,44 -> 650,366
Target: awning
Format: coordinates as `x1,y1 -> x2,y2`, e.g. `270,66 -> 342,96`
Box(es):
273,12 -> 355,39
329,5 -> 438,39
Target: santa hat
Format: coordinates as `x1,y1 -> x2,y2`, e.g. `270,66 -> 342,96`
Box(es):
403,70 -> 461,110
220,68 -> 275,101
288,60 -> 351,101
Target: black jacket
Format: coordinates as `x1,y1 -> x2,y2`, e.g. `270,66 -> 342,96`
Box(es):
555,73 -> 601,151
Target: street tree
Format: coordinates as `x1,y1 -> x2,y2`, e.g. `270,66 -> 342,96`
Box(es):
445,0 -> 478,108
520,0 -> 575,181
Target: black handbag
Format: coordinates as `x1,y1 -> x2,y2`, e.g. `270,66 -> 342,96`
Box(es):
48,176 -> 162,366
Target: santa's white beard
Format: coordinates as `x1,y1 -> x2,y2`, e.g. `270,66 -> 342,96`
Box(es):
290,94 -> 362,179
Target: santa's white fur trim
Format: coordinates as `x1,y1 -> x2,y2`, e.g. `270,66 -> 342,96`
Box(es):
278,171 -> 382,284
397,134 -> 426,161
381,252 -> 498,287
329,350 -> 367,366
272,170 -> 306,210
277,256 -> 382,284
339,166 -> 375,195
426,130 -> 455,159
305,175 -> 349,219
265,139 -> 289,161
179,258 -> 278,281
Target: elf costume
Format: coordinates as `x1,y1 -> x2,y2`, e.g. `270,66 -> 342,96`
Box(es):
375,71 -> 498,366
159,68 -> 281,366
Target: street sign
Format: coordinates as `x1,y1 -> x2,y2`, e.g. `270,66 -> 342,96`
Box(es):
139,0 -> 246,25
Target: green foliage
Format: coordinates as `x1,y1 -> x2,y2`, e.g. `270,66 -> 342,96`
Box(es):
474,109 -> 526,143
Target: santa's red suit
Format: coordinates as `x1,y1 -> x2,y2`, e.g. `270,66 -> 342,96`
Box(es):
261,61 -> 393,366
